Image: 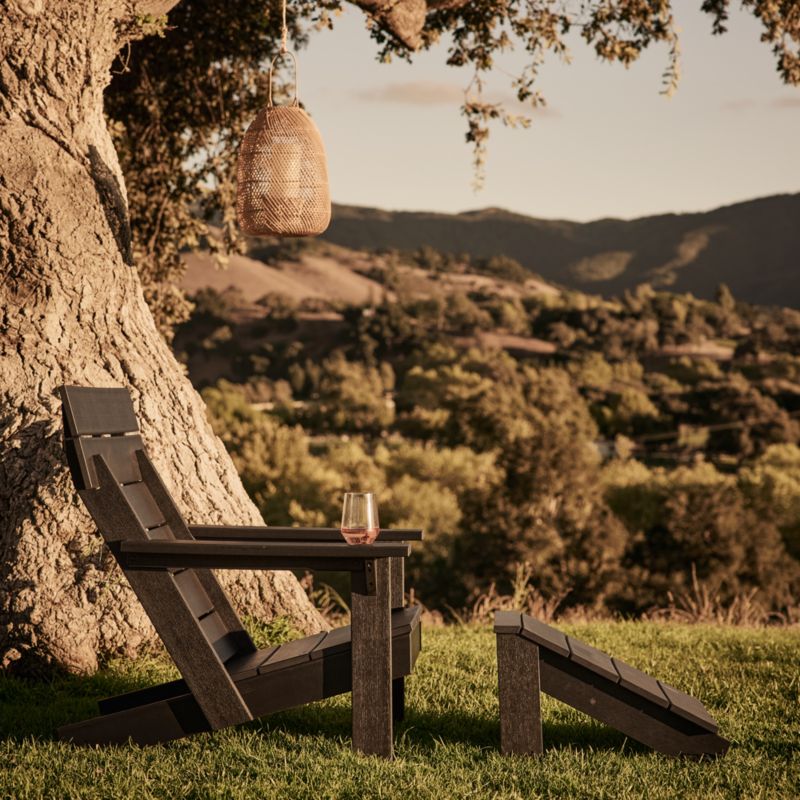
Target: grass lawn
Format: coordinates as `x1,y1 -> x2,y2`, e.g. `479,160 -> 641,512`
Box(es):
1,622 -> 798,799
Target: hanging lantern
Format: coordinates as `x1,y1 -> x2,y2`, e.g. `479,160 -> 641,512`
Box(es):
237,27 -> 331,237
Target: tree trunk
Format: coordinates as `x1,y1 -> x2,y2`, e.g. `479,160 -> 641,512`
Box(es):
0,0 -> 322,675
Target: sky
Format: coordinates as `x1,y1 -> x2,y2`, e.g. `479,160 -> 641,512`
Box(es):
293,0 -> 800,222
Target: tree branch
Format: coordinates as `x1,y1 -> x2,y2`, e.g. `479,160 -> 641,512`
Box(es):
349,0 -> 428,50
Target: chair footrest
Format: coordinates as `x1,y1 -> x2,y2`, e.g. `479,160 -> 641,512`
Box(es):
494,611 -> 729,757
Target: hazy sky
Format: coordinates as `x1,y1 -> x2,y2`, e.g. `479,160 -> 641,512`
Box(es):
294,0 -> 800,221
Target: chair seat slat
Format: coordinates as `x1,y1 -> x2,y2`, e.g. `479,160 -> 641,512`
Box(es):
259,633 -> 327,673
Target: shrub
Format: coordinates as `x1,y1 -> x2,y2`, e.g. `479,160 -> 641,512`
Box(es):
606,463 -> 800,613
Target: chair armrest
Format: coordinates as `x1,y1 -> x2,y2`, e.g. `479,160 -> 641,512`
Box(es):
115,539 -> 410,573
189,525 -> 424,543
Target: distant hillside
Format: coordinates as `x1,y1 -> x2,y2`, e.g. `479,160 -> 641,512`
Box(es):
322,194 -> 800,308
182,244 -> 385,306
181,235 -> 559,310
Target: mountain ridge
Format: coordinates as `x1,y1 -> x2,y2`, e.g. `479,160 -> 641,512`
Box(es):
322,193 -> 800,307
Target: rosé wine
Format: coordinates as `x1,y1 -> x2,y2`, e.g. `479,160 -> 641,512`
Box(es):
340,526 -> 379,545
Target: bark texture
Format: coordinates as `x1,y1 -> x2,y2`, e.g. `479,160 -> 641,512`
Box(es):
0,0 -> 322,675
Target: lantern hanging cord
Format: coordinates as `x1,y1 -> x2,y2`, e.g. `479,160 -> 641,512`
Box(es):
280,0 -> 288,53
267,0 -> 299,106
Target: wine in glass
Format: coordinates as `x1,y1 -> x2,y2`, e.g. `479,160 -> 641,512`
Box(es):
341,492 -> 379,545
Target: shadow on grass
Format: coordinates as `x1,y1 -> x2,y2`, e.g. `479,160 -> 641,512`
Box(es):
6,674 -> 762,759
251,702 -> 641,755
0,670 -> 157,743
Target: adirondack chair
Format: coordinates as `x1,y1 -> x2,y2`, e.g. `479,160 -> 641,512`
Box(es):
57,385 -> 422,757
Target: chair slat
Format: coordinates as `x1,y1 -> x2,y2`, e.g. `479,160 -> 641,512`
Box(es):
390,606 -> 420,636
658,681 -> 718,732
259,633 -> 327,673
173,570 -> 215,619
216,634 -> 244,664
520,615 -> 570,657
567,636 -> 620,683
612,658 -> 670,708
121,483 -> 166,531
67,434 -> 144,490
60,386 -> 139,436
494,611 -> 523,635
199,612 -> 240,663
146,525 -> 173,541
226,647 -> 279,679
310,627 -> 351,659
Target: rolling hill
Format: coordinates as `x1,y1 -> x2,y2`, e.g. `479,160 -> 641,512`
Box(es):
181,236 -> 558,309
181,245 -> 386,306
321,193 -> 800,307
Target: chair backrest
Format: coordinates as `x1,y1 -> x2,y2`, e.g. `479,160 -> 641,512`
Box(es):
59,385 -> 256,728
61,386 -> 144,493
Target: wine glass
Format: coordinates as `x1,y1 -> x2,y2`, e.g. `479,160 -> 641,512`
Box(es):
340,492 -> 380,545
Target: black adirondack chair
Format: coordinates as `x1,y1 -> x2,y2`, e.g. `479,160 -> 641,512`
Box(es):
57,385 -> 421,757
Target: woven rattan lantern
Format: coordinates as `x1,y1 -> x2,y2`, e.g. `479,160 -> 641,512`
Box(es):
237,43 -> 331,237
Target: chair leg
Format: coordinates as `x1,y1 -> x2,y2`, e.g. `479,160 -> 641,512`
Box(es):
497,634 -> 543,755
351,558 -> 393,758
392,677 -> 405,723
389,556 -> 405,609
390,554 -> 406,724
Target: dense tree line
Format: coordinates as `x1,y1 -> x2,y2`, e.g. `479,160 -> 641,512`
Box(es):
181,271 -> 800,616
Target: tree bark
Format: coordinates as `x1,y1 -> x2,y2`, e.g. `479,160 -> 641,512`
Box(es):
0,0 -> 322,675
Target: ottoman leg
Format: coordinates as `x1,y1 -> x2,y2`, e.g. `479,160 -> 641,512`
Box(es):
497,634 -> 543,755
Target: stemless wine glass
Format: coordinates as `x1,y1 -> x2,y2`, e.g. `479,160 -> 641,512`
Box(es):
340,492 -> 380,545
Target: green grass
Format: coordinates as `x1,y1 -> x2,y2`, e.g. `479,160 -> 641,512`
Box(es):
2,623 -> 799,799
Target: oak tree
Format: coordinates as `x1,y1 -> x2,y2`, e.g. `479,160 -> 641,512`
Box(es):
1,0 -> 797,673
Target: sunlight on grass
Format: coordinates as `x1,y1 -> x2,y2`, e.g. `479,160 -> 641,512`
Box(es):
2,624 -> 799,799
